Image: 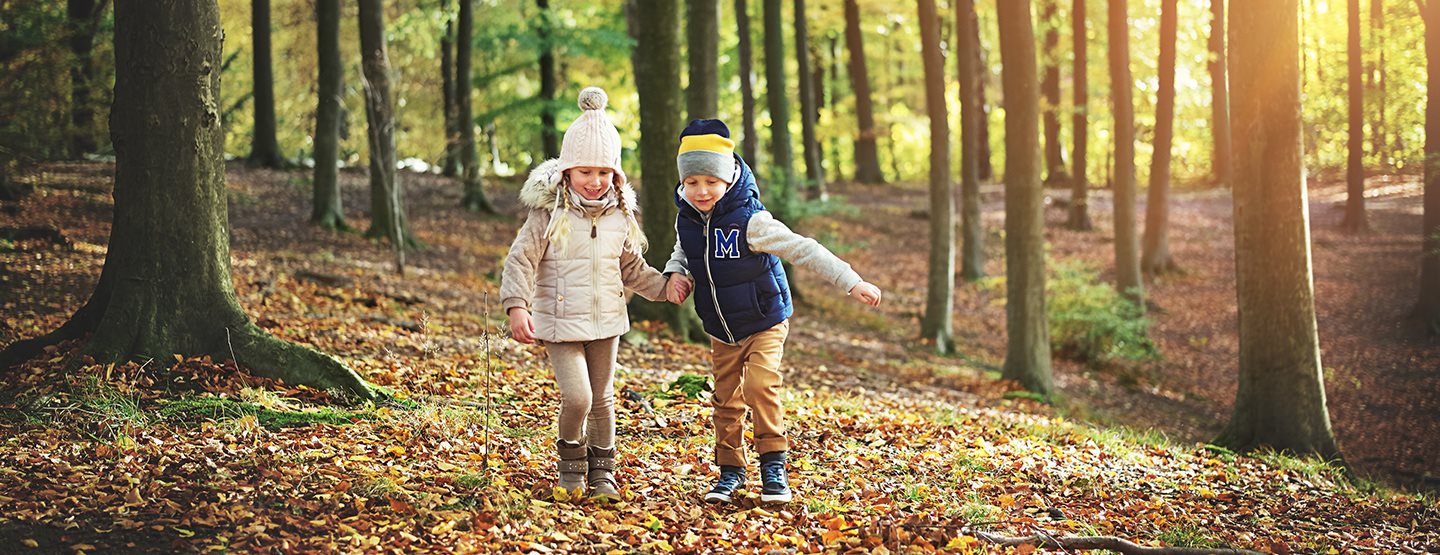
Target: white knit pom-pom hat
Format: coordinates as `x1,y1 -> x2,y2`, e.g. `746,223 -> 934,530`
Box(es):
557,87 -> 623,174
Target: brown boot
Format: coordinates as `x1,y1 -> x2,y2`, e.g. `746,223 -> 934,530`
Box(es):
557,440 -> 588,496
587,446 -> 619,500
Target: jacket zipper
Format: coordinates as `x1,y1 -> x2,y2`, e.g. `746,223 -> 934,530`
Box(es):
702,214 -> 736,343
591,214 -> 600,338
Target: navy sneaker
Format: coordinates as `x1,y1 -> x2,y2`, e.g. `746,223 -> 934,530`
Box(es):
759,451 -> 792,503
704,465 -> 746,504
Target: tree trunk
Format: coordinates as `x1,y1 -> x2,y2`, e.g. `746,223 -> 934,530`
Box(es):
957,0 -> 986,281
764,0 -> 796,216
459,0 -> 495,213
441,0 -> 459,178
1141,0 -> 1178,274
688,0 -> 720,119
0,0 -> 373,400
1209,0 -> 1232,187
736,0 -> 760,164
844,0 -> 886,184
359,0 -> 414,255
627,0 -> 705,341
1343,0 -> 1368,232
795,0 -> 826,201
67,0 -> 101,157
1107,0 -> 1144,305
1217,0 -> 1341,459
1069,0 -> 1093,230
1420,0 -> 1440,332
248,0 -> 285,168
918,0 -> 954,353
974,10 -> 996,182
312,0 -> 346,230
997,0 -> 1054,398
538,0 -> 560,160
1041,0 -> 1068,185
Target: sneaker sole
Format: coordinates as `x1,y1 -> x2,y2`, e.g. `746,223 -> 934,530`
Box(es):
703,492 -> 734,504
760,492 -> 792,503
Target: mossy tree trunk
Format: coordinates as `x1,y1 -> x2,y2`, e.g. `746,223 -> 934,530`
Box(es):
359,0 -> 415,253
0,0 -> 373,400
997,0 -> 1054,398
1141,0 -> 1179,275
1107,0 -> 1144,306
844,0 -> 885,184
918,0 -> 954,354
459,0 -> 495,213
957,0 -> 986,281
1069,0 -> 1093,231
687,0 -> 720,119
1041,0 -> 1068,185
311,0 -> 347,230
248,0 -> 285,168
763,0 -> 796,217
1217,0 -> 1340,459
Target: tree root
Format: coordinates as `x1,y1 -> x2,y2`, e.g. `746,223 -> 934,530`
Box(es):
222,324 -> 375,401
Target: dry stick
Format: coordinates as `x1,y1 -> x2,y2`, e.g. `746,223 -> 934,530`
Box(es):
482,290 -> 493,476
968,531 -> 1263,555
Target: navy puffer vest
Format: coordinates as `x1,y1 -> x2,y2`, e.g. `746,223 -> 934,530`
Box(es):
675,155 -> 792,343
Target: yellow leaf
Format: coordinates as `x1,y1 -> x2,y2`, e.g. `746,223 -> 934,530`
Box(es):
436,461 -> 458,471
387,446 -> 407,456
21,539 -> 38,548
173,353 -> 185,363
998,494 -> 1016,508
172,527 -> 195,538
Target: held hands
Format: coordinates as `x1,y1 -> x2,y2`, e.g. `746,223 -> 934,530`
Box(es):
666,273 -> 694,304
848,281 -> 883,307
507,307 -> 538,344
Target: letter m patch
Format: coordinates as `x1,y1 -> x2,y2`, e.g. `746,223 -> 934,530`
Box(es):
713,227 -> 742,259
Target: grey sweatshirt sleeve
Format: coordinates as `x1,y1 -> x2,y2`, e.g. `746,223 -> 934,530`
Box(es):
746,210 -> 863,292
663,229 -> 690,275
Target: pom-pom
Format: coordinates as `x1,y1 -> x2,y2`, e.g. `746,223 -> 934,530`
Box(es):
577,87 -> 608,111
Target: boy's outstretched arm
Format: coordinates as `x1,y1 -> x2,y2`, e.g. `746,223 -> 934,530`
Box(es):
747,211 -> 871,296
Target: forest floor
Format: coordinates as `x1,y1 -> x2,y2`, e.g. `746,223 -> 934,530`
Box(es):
0,161 -> 1437,553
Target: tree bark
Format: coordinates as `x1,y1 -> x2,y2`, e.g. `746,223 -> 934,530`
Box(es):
1142,0 -> 1179,274
997,0 -> 1054,397
538,0 -> 559,160
795,0 -> 826,201
764,0 -> 796,216
1107,0 -> 1144,305
1209,0 -> 1232,187
974,11 -> 995,182
459,0 -> 495,213
0,0 -> 373,400
957,0 -> 986,281
1217,0 -> 1341,459
359,0 -> 414,255
441,0 -> 459,178
688,0 -> 720,119
1069,0 -> 1093,230
248,0 -> 285,168
736,0 -> 760,164
844,0 -> 886,184
1041,0 -> 1068,185
1343,0 -> 1368,232
918,0 -> 954,353
1420,0 -> 1440,332
312,0 -> 346,230
67,0 -> 102,157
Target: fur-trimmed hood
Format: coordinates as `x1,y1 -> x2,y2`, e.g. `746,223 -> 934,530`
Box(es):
520,158 -> 647,254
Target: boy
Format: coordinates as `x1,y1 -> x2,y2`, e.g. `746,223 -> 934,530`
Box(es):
664,119 -> 883,504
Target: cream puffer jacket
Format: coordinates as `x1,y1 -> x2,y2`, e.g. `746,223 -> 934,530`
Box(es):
500,159 -> 668,343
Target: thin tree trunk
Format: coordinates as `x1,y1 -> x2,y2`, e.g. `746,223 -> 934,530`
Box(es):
1142,0 -> 1179,274
441,0 -> 459,178
974,11 -> 996,182
67,0 -> 101,157
958,0 -> 986,281
688,0 -> 720,119
919,0 -> 954,353
312,0 -> 346,230
1419,0 -> 1440,332
1344,0 -> 1368,232
1210,0 -> 1233,187
1107,0 -> 1144,305
248,0 -> 285,168
736,0 -> 760,164
844,0 -> 886,184
359,0 -> 414,257
764,0 -> 796,216
538,0 -> 559,160
459,0 -> 495,213
997,0 -> 1054,397
1069,0 -> 1093,230
795,0 -> 826,200
1217,0 -> 1341,459
1041,0 -> 1068,184
0,0 -> 373,399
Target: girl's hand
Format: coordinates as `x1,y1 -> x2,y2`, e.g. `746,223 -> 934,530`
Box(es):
848,281 -> 883,307
666,274 -> 694,304
508,307 -> 537,344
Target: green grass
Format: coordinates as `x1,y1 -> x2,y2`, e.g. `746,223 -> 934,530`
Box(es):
1157,525 -> 1222,548
158,396 -> 370,429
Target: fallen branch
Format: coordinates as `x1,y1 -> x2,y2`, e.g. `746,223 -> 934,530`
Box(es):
968,531 -> 1264,555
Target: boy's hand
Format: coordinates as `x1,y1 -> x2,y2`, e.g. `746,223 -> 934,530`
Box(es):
508,307 -> 537,344
666,274 -> 694,304
848,281 -> 883,307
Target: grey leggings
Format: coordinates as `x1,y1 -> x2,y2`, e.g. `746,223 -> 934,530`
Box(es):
545,336 -> 619,449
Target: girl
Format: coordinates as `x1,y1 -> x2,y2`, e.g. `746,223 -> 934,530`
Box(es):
499,87 -> 679,499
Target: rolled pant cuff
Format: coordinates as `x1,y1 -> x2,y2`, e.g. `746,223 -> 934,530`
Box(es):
715,448 -> 747,468
755,437 -> 789,456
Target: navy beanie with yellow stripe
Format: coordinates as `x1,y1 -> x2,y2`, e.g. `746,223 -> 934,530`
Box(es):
677,119 -> 736,183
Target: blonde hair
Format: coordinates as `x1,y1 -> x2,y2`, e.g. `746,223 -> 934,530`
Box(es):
543,172 -> 648,256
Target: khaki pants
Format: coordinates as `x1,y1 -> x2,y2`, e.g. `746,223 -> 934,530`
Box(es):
710,320 -> 790,467
546,336 -> 620,449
